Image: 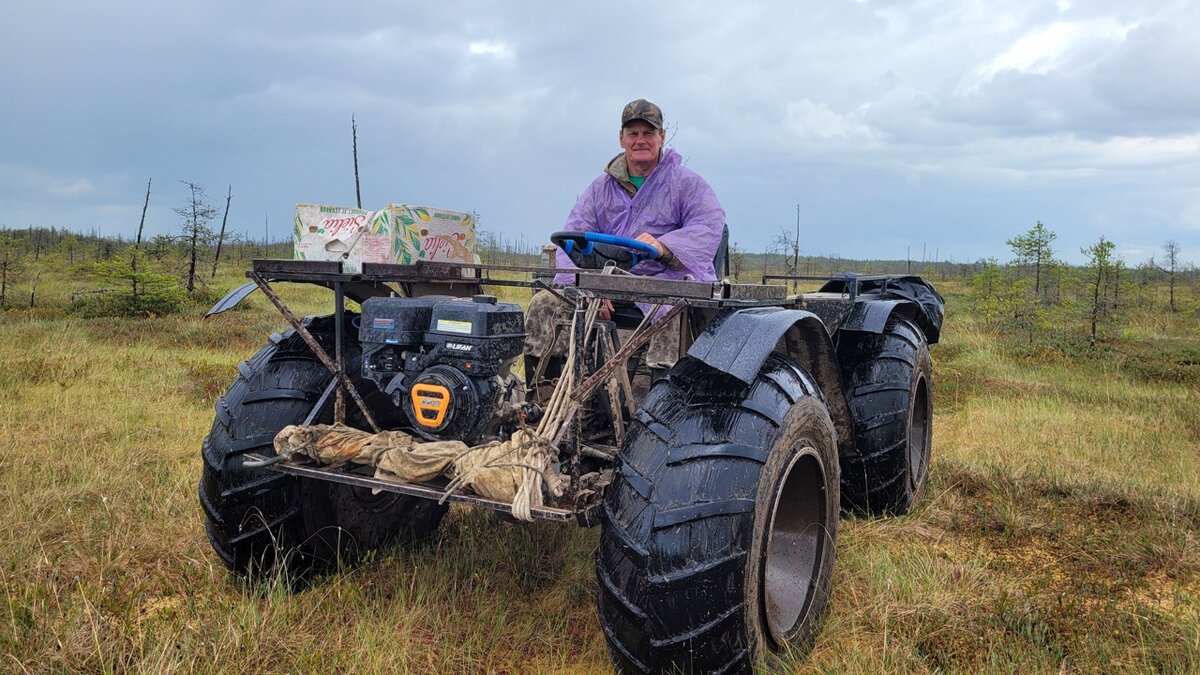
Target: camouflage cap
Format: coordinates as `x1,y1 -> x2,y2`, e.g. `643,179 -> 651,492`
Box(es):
621,99 -> 663,129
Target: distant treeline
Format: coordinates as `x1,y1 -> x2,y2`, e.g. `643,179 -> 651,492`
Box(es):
0,225 -> 292,264
475,226 -> 1198,287
0,225 -> 294,313
2,223 -> 1195,332
476,227 -> 972,278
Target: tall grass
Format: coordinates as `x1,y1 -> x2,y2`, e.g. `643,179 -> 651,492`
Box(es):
0,265 -> 1196,672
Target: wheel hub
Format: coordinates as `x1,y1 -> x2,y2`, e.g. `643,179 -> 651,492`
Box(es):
762,448 -> 828,646
907,374 -> 931,489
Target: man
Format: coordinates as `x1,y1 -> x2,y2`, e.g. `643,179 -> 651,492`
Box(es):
525,99 -> 726,391
554,98 -> 726,289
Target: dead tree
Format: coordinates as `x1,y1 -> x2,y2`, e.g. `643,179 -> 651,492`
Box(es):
211,185 -> 233,279
136,178 -> 152,249
28,266 -> 40,308
0,234 -> 23,307
352,115 -> 362,208
130,177 -> 152,297
729,241 -> 746,280
175,181 -> 217,294
771,220 -> 800,293
1163,240 -> 1181,312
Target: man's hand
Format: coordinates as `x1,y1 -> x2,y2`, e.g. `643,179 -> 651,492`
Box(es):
598,298 -> 614,321
634,233 -> 665,258
635,232 -> 683,269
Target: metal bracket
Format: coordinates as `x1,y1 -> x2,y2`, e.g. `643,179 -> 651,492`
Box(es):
249,272 -> 381,432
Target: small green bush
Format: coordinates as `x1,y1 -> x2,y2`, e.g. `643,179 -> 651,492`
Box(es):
71,281 -> 187,318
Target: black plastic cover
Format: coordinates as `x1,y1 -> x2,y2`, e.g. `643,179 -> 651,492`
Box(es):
360,297 -> 444,345
429,297 -> 524,340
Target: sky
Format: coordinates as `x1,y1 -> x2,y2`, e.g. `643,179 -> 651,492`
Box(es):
2,0 -> 1198,266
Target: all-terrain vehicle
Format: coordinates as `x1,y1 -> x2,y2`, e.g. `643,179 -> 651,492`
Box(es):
200,231 -> 944,673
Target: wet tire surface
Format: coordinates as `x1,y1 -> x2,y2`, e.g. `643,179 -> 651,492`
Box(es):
837,315 -> 933,516
597,354 -> 839,674
199,315 -> 446,584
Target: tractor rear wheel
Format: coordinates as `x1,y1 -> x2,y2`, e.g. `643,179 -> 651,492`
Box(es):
597,354 -> 839,673
837,315 -> 933,516
198,315 -> 446,585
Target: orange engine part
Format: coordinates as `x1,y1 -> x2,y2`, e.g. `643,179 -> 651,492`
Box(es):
410,383 -> 452,428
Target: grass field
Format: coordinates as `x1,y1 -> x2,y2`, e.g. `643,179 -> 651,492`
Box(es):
0,271 -> 1196,673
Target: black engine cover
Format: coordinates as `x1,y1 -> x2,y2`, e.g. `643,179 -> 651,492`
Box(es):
359,295 -> 525,443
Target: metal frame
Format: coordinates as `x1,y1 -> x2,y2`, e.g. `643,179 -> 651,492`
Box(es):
760,273 -> 901,301
247,454 -> 576,521
239,258 -> 817,522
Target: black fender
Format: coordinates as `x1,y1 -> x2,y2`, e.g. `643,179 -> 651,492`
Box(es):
839,299 -> 912,334
206,281 -> 261,316
839,298 -> 940,344
819,275 -> 944,343
687,306 -> 858,459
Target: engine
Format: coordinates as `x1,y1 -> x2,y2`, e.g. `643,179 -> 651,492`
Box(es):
359,295 -> 526,444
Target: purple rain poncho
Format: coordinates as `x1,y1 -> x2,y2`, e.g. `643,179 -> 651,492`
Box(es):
553,149 -> 726,295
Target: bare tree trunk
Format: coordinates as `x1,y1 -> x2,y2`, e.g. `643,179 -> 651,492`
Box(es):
212,184 -> 232,279
792,204 -> 800,292
136,178 -> 152,248
28,267 -> 39,308
132,177 -> 152,299
0,254 -> 10,307
1164,240 -> 1180,312
1090,262 -> 1102,346
352,115 -> 362,208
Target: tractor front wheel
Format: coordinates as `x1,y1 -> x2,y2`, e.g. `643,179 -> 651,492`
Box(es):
198,316 -> 446,585
597,354 -> 839,673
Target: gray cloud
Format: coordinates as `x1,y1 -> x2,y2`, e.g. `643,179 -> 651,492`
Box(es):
1,0 -> 1197,264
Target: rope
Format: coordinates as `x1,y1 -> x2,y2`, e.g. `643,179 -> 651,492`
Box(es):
434,289 -> 603,521
429,268 -> 634,521
285,270 -> 655,521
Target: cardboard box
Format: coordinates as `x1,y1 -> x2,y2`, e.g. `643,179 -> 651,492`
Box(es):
388,204 -> 477,265
293,204 -> 393,273
292,203 -> 477,271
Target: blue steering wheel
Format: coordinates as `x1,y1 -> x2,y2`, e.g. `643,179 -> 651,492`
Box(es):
550,231 -> 661,271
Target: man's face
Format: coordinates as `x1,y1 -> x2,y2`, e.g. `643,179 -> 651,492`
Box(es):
619,120 -> 665,171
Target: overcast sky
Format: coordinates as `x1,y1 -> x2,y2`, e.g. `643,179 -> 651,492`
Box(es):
2,1 -> 1197,265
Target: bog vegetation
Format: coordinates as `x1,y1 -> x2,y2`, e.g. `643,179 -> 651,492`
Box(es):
0,219 -> 1197,672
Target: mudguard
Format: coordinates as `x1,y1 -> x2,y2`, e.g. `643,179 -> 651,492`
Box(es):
205,280 -> 396,317
206,281 -> 260,316
687,306 -> 858,459
819,275 -> 944,343
840,299 -> 910,335
839,299 -> 944,346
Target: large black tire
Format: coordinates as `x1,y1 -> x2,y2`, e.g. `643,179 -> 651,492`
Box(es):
597,354 -> 839,674
199,315 -> 446,584
837,315 -> 933,516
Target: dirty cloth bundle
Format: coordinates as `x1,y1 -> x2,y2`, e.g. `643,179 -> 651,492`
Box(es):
270,281 -> 616,521
273,424 -> 566,521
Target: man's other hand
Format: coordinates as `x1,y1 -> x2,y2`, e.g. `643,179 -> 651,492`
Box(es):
598,298 -> 614,321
